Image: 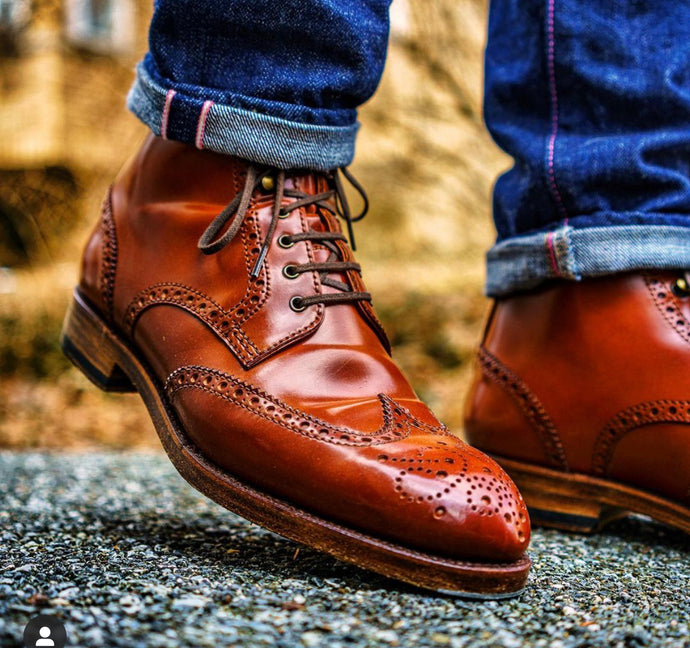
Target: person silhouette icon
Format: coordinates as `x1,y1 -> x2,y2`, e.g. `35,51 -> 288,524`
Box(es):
35,627 -> 54,647
23,615 -> 66,648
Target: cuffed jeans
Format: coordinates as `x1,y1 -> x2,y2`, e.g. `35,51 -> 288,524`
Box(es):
127,0 -> 690,297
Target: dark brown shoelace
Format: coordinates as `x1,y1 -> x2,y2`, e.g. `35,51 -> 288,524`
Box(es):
198,166 -> 371,311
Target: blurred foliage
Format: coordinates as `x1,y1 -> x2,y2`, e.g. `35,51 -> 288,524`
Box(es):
0,166 -> 79,266
0,304 -> 70,377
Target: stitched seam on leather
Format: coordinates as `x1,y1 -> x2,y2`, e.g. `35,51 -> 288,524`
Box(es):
244,207 -> 324,356
235,213 -> 269,327
592,399 -> 690,476
123,283 -> 261,358
645,273 -> 690,346
165,365 -> 447,447
337,230 -> 390,353
99,189 -> 118,321
122,211 -> 268,362
478,346 -> 568,470
121,210 -> 326,367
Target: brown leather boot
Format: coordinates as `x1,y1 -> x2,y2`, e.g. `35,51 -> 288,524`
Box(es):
465,272 -> 690,535
61,135 -> 530,597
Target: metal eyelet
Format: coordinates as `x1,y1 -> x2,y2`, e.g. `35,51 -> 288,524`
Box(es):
278,209 -> 290,219
289,296 -> 306,312
277,234 -> 294,249
283,264 -> 299,280
673,276 -> 690,297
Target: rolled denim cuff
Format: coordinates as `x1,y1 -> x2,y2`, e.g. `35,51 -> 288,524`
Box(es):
486,224 -> 690,297
127,63 -> 359,171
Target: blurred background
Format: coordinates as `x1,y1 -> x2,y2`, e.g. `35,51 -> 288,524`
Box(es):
0,0 -> 509,448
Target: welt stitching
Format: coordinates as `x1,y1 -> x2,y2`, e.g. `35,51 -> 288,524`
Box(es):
478,346 -> 568,470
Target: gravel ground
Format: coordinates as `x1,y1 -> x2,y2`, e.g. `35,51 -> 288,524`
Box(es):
1,451 -> 688,648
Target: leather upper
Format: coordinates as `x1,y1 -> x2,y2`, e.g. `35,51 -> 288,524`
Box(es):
79,135 -> 530,563
464,272 -> 690,506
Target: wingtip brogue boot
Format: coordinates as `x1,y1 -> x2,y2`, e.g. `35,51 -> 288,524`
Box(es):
464,272 -> 690,536
62,135 -> 530,597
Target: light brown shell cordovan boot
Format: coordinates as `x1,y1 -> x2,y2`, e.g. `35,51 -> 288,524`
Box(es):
465,272 -> 690,535
61,135 -> 531,598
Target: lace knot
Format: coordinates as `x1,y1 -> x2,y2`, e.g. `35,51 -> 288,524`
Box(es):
198,165 -> 371,309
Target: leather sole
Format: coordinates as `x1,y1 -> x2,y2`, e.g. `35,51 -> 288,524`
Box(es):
60,289 -> 530,599
492,455 -> 690,535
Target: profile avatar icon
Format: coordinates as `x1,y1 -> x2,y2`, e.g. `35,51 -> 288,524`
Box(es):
35,627 -> 54,647
23,615 -> 66,648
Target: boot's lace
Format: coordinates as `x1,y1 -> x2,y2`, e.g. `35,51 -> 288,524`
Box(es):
198,166 -> 371,311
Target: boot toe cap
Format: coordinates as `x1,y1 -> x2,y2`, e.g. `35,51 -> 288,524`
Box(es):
375,439 -> 531,563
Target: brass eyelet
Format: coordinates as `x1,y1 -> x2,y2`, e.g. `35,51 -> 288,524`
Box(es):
289,296 -> 306,312
277,234 -> 294,249
283,264 -> 299,280
672,276 -> 690,297
278,209 -> 290,219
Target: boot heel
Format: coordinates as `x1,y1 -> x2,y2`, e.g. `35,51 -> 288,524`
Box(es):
60,291 -> 135,393
493,456 -> 626,534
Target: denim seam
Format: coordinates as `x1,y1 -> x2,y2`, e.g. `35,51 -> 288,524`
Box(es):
487,224 -> 690,297
160,90 -> 176,140
565,226 -> 578,278
545,231 -> 562,278
195,100 -> 214,149
127,63 -> 359,170
544,0 -> 568,222
556,226 -> 578,279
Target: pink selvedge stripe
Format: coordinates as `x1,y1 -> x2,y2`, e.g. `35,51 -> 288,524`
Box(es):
160,89 -> 177,140
546,231 -> 562,277
546,0 -> 568,223
195,100 -> 214,149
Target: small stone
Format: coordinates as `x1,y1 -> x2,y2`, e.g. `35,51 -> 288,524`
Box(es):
281,600 -> 305,611
26,593 -> 49,606
301,631 -> 324,647
48,598 -> 70,607
375,629 -> 399,644
171,595 -> 211,610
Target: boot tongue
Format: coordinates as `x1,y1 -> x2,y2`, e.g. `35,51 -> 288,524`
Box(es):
286,170 -> 392,354
289,172 -> 352,291
281,168 -> 392,354
285,171 -> 329,206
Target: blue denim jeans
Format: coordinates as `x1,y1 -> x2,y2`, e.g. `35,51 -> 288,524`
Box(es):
129,0 -> 391,171
128,0 -> 690,297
